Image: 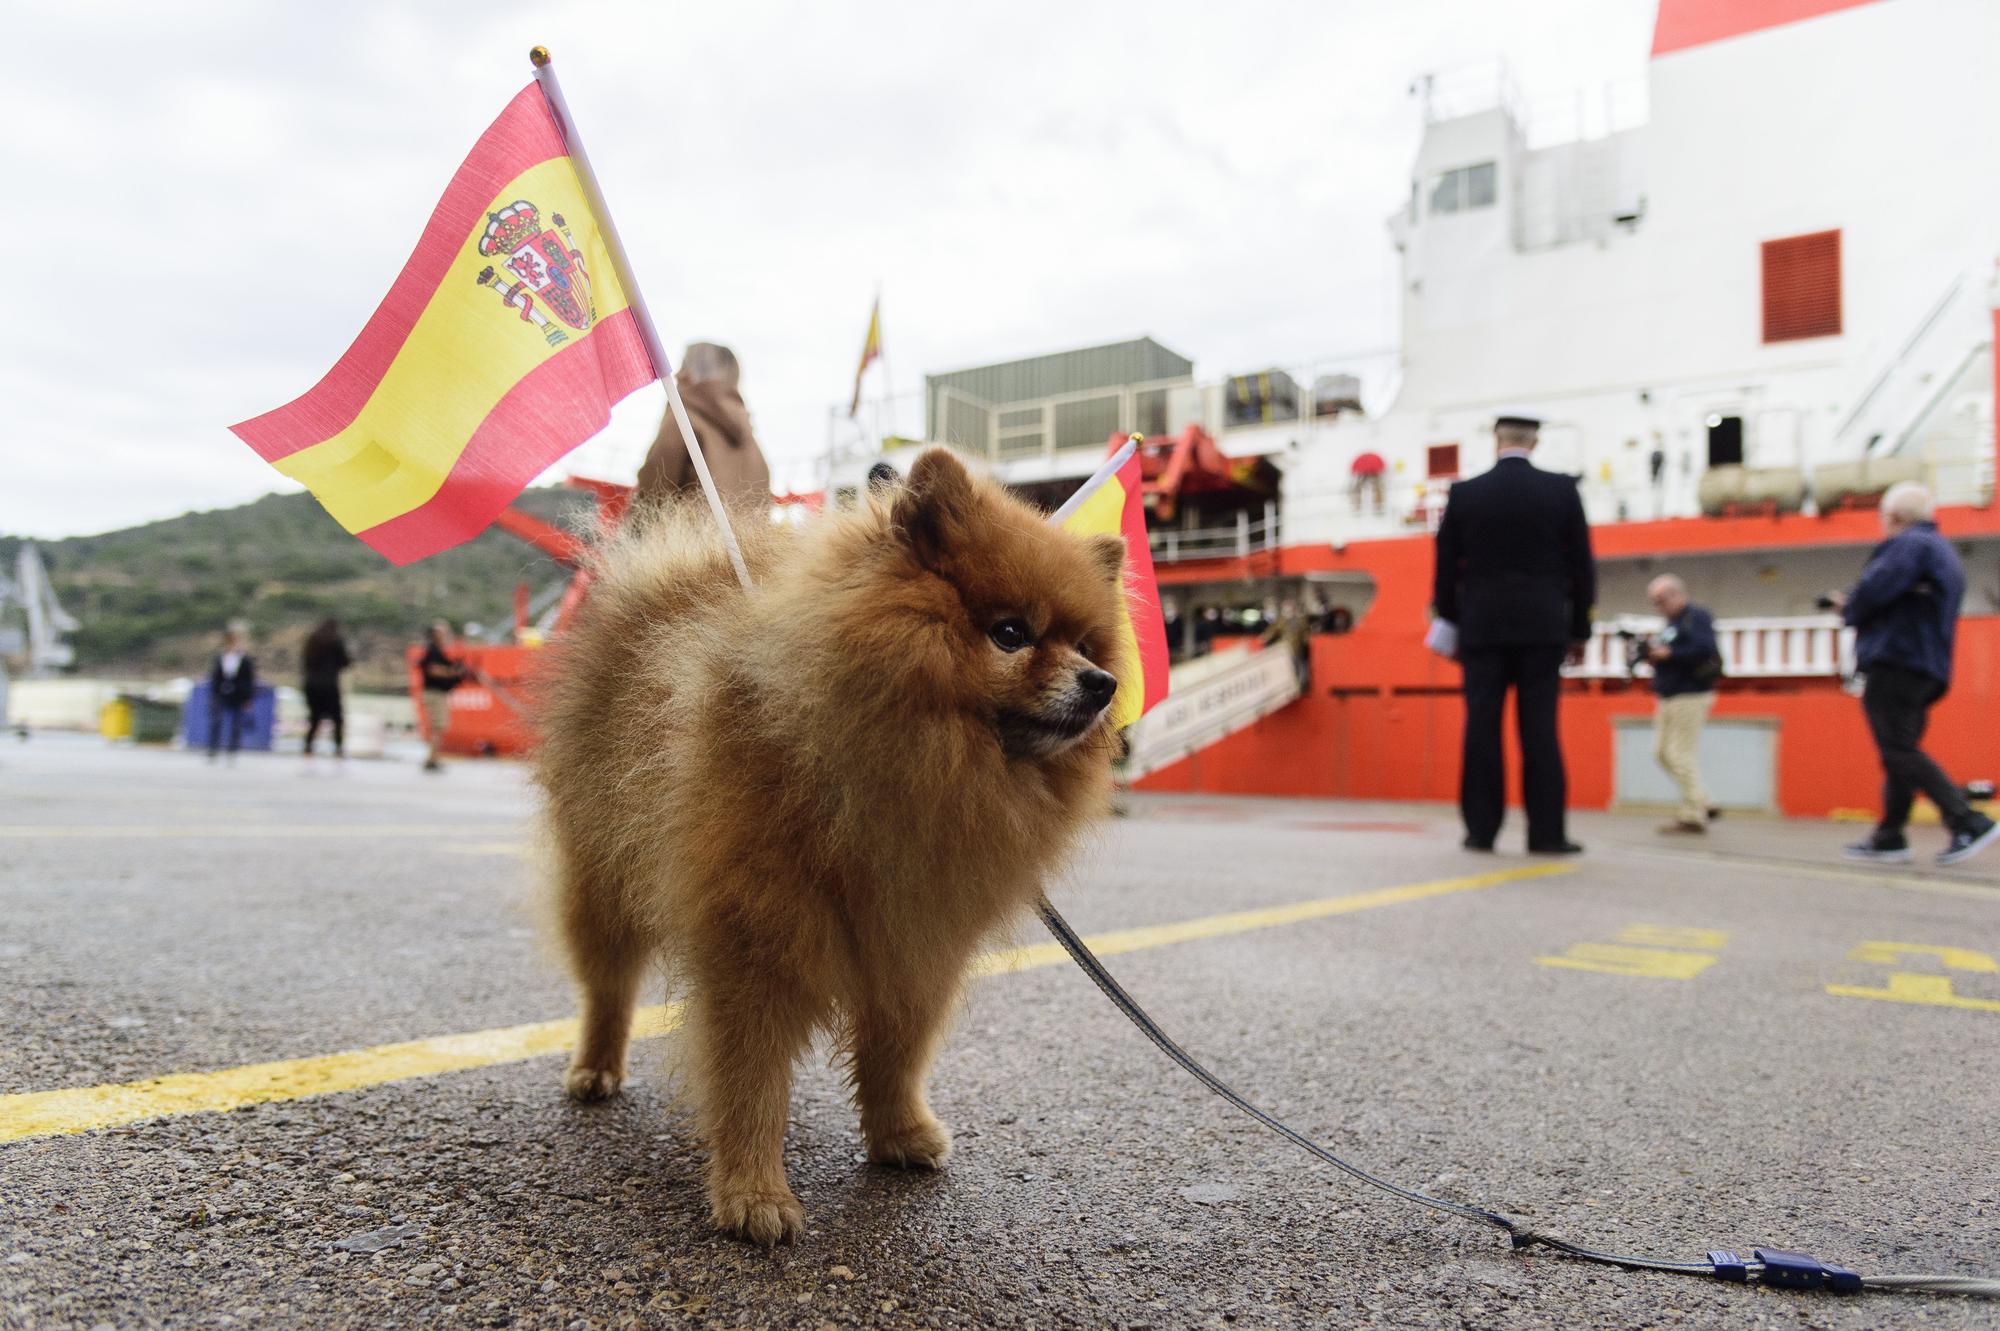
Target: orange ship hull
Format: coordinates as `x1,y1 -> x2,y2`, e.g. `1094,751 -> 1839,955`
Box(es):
1138,502 -> 2000,818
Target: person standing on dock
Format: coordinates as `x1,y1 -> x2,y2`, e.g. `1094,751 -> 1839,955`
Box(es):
633,342 -> 771,510
1431,415 -> 1596,855
206,623 -> 257,764
301,618 -> 351,763
418,621 -> 468,774
1834,482 -> 1998,867
1643,575 -> 1721,834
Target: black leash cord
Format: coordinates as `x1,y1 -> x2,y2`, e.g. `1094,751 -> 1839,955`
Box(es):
1035,897 -> 1999,1299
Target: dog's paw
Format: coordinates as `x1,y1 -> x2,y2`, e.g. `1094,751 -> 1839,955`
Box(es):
710,1188 -> 806,1247
866,1116 -> 952,1170
563,1064 -> 624,1102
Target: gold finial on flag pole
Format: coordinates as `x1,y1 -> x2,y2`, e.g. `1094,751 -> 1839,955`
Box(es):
526,44 -> 753,590
1048,435 -> 1140,527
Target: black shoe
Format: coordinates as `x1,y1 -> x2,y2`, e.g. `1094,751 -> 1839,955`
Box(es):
1937,816 -> 2000,867
1842,832 -> 1912,863
1706,806 -> 1722,822
1528,841 -> 1584,855
1462,837 -> 1495,852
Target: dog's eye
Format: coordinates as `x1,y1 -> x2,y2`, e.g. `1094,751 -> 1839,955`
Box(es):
988,618 -> 1033,653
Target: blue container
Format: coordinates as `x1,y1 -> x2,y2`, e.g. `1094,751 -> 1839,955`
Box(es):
182,682 -> 277,752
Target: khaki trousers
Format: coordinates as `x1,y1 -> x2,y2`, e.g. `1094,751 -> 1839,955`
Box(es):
1654,691 -> 1713,823
423,689 -> 452,740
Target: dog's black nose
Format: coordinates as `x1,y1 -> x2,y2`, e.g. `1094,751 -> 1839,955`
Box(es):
1078,668 -> 1118,705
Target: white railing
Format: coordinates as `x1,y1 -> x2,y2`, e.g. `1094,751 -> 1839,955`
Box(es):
1834,272 -> 1984,457
1151,505 -> 1281,563
1567,615 -> 1854,681
1412,62 -> 1646,146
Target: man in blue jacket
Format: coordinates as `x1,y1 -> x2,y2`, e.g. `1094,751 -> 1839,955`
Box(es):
1835,483 -> 1997,866
1643,575 -> 1721,835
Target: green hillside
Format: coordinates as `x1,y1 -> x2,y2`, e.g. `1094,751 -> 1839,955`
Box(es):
1,488 -> 594,691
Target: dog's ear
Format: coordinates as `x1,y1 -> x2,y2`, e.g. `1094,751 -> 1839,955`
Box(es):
892,449 -> 978,565
1085,532 -> 1126,584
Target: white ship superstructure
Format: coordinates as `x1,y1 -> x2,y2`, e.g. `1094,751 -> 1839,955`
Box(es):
845,0 -> 1996,569
1275,0 -> 1997,542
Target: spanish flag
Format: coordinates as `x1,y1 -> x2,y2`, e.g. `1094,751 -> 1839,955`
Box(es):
848,296 -> 883,418
1058,441 -> 1170,729
230,83 -> 655,564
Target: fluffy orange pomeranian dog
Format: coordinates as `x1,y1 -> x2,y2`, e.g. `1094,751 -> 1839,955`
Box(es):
534,447 -> 1128,1245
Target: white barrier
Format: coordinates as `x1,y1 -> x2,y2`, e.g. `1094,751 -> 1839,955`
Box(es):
1569,614 -> 1854,681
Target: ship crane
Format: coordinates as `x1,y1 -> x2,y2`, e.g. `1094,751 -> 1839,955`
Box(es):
0,544 -> 79,678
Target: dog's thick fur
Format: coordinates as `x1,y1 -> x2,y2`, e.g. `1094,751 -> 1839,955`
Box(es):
535,448 -> 1127,1245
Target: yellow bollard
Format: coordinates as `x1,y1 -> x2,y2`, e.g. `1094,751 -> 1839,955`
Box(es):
99,698 -> 134,741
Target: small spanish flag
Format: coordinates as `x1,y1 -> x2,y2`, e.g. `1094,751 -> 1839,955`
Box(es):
231,83 -> 655,564
848,296 -> 883,418
1059,440 -> 1170,729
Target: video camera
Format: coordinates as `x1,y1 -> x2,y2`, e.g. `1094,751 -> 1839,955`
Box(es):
1613,618 -> 1660,670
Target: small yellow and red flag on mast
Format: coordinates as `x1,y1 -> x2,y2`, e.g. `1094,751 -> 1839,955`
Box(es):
231,69 -> 656,565
847,295 -> 883,418
1053,435 -> 1170,729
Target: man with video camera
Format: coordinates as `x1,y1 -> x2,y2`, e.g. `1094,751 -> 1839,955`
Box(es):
1637,575 -> 1721,834
1832,482 -> 1997,866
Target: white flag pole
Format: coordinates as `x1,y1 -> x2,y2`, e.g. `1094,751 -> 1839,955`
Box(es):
529,46 -> 752,591
1047,435 -> 1140,527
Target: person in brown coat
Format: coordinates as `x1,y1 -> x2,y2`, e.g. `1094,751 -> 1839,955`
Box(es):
634,342 -> 772,508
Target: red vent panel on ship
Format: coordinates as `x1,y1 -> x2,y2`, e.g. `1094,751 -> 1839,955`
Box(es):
1761,229 -> 1842,343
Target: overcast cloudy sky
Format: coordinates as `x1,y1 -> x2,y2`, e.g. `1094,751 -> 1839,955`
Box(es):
1,0 -> 1654,539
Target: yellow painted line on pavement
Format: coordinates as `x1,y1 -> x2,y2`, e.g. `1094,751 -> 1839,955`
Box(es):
1824,940 -> 2000,1013
972,862 -> 1574,976
1536,943 -> 1721,980
0,1008 -> 684,1147
1825,974 -> 2000,1012
0,862 -> 1569,1144
1846,941 -> 1997,973
1535,920 -> 1729,980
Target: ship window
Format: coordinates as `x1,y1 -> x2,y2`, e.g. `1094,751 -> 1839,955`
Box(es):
1429,162 -> 1496,215
1761,230 -> 1842,342
1427,443 -> 1460,478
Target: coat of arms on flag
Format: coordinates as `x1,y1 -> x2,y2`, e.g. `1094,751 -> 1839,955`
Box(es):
473,201 -> 598,344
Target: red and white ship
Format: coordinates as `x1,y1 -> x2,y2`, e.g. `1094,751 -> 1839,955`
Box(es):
838,0 -> 1999,818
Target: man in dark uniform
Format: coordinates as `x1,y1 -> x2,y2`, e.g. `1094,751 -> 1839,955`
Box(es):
1432,415 -> 1596,853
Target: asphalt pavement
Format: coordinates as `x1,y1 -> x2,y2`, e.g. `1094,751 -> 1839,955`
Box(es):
2,735 -> 1996,1330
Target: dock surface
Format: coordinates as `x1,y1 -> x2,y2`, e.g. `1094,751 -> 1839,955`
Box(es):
3,737 -> 1996,1329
